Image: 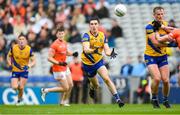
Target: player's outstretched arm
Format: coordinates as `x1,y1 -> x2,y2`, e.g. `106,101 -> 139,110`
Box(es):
104,43 -> 117,59
104,43 -> 112,56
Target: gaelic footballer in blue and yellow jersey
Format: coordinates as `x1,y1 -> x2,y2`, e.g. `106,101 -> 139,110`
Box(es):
81,31 -> 107,65
7,34 -> 35,79
7,34 -> 35,105
81,17 -> 123,107
8,44 -> 33,72
144,20 -> 168,57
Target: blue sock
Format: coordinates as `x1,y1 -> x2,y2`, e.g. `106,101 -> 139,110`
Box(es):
152,94 -> 157,100
163,96 -> 168,101
113,93 -> 121,102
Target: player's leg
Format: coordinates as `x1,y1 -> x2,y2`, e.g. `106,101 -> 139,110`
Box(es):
61,69 -> 73,106
60,92 -> 66,105
88,76 -> 99,100
89,77 -> 99,90
160,65 -> 171,108
11,78 -> 19,92
145,55 -> 161,108
147,64 -> 161,108
43,72 -> 69,92
17,77 -> 28,105
82,62 -> 99,100
11,72 -> 20,91
18,72 -> 28,102
11,77 -> 19,105
97,66 -> 124,107
66,68 -> 74,101
41,72 -> 69,102
45,78 -> 69,92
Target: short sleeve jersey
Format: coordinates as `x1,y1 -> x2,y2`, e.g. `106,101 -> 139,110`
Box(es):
144,20 -> 168,56
50,39 -> 67,72
8,44 -> 33,72
81,31 -> 107,65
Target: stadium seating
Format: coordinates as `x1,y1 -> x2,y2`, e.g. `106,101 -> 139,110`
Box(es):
1,2 -> 180,81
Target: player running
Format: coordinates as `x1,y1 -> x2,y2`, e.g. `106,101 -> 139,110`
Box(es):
7,33 -> 36,105
40,26 -> 78,106
81,17 -> 124,108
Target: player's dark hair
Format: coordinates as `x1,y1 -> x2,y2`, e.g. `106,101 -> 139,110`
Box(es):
56,26 -> 65,33
153,6 -> 164,14
89,16 -> 100,24
18,33 -> 27,39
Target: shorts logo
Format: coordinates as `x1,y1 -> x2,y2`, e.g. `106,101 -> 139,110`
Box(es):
162,60 -> 167,63
145,59 -> 149,63
150,58 -> 154,62
12,74 -> 16,77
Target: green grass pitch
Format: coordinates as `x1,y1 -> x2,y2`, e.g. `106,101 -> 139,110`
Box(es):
0,104 -> 180,114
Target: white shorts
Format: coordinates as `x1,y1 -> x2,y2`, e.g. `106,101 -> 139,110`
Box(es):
53,68 -> 71,80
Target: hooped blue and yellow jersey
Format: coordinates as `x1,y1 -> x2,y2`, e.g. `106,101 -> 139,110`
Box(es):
7,44 -> 33,72
144,20 -> 168,56
81,31 -> 107,65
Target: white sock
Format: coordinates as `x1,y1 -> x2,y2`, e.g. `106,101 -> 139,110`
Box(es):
44,88 -> 49,93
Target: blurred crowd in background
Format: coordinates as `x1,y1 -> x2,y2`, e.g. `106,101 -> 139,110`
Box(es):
0,0 -> 123,71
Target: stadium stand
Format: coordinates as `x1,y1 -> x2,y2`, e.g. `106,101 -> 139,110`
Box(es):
0,1 -> 179,76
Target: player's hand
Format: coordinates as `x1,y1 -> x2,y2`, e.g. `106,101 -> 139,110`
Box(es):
110,48 -> 117,59
23,65 -> 29,71
58,62 -> 67,66
72,52 -> 78,57
152,20 -> 162,32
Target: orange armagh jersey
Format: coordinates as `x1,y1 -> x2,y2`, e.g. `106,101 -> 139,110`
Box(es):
7,44 -> 33,72
169,29 -> 180,39
50,39 -> 67,72
169,29 -> 180,48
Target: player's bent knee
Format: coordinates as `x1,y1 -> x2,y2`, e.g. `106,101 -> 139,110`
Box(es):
12,85 -> 18,90
154,77 -> 161,83
19,86 -> 24,90
162,79 -> 169,84
63,86 -> 69,92
69,83 -> 73,89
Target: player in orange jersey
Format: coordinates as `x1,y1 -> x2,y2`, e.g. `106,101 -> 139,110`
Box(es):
41,26 -> 78,106
7,33 -> 36,105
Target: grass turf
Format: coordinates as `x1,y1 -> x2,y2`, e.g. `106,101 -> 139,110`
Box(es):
0,104 -> 180,114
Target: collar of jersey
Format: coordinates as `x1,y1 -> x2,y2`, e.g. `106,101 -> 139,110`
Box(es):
89,31 -> 99,37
